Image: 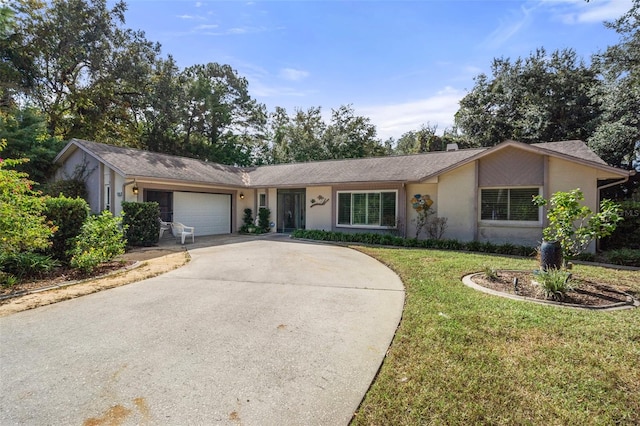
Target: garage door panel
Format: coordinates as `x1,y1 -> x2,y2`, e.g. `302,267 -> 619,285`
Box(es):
173,192 -> 231,236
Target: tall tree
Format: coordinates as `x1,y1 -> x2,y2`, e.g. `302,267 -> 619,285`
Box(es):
394,124 -> 474,155
9,0 -> 159,144
179,63 -> 267,166
140,56 -> 185,155
267,106 -> 327,163
0,105 -> 63,183
324,104 -> 385,159
589,0 -> 640,169
268,105 -> 387,163
455,48 -> 600,147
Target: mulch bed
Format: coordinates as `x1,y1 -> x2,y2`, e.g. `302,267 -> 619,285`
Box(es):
0,260 -> 136,299
471,270 -> 636,307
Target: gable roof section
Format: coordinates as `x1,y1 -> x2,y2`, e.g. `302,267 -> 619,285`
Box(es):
55,139 -> 630,188
55,139 -> 247,187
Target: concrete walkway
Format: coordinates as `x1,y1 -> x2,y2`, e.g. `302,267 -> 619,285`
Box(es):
0,236 -> 404,425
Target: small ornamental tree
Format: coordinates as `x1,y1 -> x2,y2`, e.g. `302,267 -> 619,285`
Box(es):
533,189 -> 622,258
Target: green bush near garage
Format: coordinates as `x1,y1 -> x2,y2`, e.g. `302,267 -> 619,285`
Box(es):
121,201 -> 161,247
43,195 -> 90,263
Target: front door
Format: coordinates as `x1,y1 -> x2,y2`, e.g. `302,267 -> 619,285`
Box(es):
146,190 -> 173,222
277,189 -> 306,233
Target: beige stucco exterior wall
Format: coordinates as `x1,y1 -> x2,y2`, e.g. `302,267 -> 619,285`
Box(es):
478,224 -> 542,246
236,190 -> 255,231
306,186 -> 333,231
437,162 -> 476,242
548,157 -> 600,252
548,158 -> 599,211
405,183 -> 438,239
267,188 -> 278,233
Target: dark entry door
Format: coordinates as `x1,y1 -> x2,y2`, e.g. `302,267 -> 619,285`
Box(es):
277,189 -> 306,233
145,190 -> 173,222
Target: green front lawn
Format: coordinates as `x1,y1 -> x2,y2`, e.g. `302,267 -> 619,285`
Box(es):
352,247 -> 640,425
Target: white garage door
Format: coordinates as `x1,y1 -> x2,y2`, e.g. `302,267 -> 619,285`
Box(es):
173,192 -> 231,236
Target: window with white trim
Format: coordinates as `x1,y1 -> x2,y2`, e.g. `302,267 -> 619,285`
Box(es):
480,188 -> 540,221
337,191 -> 397,227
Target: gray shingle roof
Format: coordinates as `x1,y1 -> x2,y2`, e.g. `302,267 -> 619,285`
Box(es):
246,148 -> 486,187
59,139 -> 624,188
530,140 -> 608,165
69,139 -> 247,187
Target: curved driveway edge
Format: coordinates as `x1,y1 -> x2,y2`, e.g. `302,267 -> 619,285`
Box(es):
0,238 -> 404,425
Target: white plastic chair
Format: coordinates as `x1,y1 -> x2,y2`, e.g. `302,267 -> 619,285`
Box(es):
159,220 -> 172,238
171,222 -> 195,244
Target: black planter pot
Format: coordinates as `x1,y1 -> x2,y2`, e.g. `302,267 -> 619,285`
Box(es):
540,240 -> 563,271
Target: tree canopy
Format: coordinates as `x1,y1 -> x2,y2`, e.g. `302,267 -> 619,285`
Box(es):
1,0 -> 638,190
455,48 -> 600,148
588,0 -> 640,169
269,105 -> 388,163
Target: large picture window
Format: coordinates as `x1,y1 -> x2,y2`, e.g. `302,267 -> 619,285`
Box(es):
337,191 -> 397,227
481,188 -> 540,221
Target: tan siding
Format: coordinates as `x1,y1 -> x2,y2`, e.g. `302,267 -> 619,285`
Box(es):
479,146 -> 543,187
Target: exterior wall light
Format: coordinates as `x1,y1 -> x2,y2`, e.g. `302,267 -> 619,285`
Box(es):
239,192 -> 245,199
132,186 -> 139,195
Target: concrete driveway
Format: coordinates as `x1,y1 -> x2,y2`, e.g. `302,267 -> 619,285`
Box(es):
0,237 -> 404,425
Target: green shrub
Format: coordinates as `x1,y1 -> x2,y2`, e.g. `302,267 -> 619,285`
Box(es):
0,252 -> 60,279
0,271 -> 18,288
0,144 -> 55,255
605,249 -> 640,267
121,201 -> 160,246
258,207 -> 271,232
495,242 -> 516,255
240,208 -> 254,233
44,196 -> 90,262
534,268 -> 573,300
70,211 -> 127,273
572,252 -> 596,262
291,229 -> 537,258
602,201 -> 640,250
482,266 -> 499,281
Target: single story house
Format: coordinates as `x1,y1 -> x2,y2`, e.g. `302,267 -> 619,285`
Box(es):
53,138 -> 633,250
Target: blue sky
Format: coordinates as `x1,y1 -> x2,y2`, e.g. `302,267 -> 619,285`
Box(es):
120,0 -> 632,141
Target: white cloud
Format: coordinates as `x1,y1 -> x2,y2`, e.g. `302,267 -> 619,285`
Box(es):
224,58 -> 314,99
483,5 -> 536,49
195,2 -> 202,7
194,24 -> 219,30
279,68 -> 310,82
177,14 -> 198,19
552,0 -> 632,24
357,87 -> 466,141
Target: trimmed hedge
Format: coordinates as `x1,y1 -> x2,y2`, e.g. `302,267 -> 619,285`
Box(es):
291,229 -> 536,257
121,201 -> 161,247
44,196 -> 90,262
292,229 -> 640,267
